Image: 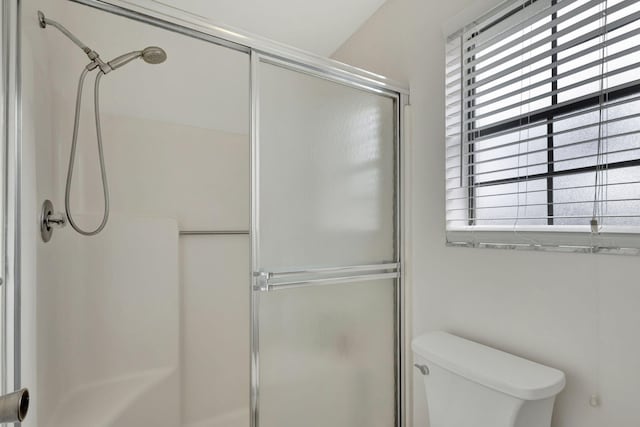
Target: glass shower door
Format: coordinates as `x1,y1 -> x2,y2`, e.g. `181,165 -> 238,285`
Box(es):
251,54 -> 400,427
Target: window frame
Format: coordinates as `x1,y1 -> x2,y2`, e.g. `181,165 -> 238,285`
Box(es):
446,0 -> 640,254
465,0 -> 640,226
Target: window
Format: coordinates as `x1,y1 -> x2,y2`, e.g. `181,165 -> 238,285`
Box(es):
445,0 -> 640,253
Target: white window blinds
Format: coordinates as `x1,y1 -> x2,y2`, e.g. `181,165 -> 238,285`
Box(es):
445,0 -> 640,253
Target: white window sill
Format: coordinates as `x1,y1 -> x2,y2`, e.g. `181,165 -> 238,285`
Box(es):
446,228 -> 640,255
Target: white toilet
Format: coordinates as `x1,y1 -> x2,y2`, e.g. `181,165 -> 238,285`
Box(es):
412,332 -> 565,427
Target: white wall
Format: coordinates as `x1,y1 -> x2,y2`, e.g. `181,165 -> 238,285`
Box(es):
333,1 -> 640,427
150,0 -> 387,56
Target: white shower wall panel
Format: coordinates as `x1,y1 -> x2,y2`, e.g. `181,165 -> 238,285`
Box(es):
43,1 -> 249,136
180,236 -> 250,427
21,0 -> 251,425
40,215 -> 180,427
40,0 -> 250,229
58,111 -> 250,230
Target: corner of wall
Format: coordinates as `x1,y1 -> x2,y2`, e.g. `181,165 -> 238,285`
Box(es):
330,0 -> 411,85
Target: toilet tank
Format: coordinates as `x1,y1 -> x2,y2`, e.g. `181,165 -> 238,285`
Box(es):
412,332 -> 565,427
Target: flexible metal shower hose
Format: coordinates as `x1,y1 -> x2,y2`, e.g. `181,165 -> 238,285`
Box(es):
65,67 -> 110,236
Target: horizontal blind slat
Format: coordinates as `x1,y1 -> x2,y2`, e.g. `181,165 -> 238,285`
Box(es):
470,26 -> 640,98
463,0 -> 603,65
446,144 -> 640,178
464,0 -> 636,77
457,128 -> 640,168
467,62 -> 640,121
445,110 -> 640,159
462,0 -> 581,51
447,198 -> 640,213
468,92 -> 640,144
446,180 -> 640,201
468,44 -> 640,110
449,214 -> 640,221
469,79 -> 640,137
464,8 -> 640,86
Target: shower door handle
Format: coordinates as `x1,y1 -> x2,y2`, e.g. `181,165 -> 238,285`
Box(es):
0,388 -> 29,423
255,262 -> 401,291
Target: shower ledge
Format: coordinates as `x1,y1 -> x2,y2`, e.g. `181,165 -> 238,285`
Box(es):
46,367 -> 175,427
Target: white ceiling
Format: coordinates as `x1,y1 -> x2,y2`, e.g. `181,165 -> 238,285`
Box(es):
153,0 -> 387,56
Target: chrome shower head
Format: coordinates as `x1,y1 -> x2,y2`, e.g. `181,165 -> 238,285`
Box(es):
107,46 -> 167,70
141,46 -> 167,64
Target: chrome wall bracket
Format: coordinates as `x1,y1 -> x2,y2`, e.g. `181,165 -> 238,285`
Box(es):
255,272 -> 271,291
40,200 -> 67,242
414,364 -> 430,376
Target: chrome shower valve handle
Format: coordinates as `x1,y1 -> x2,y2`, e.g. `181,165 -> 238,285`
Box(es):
46,213 -> 67,228
40,200 -> 67,243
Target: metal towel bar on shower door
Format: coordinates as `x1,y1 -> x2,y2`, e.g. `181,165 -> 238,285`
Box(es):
179,230 -> 249,236
255,262 -> 401,291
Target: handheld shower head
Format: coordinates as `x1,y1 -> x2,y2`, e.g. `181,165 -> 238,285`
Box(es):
107,46 -> 167,70
142,47 -> 167,64
39,10 -> 169,238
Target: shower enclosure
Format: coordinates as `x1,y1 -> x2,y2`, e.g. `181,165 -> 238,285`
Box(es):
1,0 -> 409,426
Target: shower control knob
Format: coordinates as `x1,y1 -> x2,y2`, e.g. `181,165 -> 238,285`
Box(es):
47,213 -> 67,228
40,199 -> 67,243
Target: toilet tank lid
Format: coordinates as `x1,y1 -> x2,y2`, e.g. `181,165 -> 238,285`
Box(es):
412,332 -> 565,401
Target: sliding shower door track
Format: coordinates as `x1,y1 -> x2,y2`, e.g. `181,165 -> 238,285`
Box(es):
68,0 -> 409,95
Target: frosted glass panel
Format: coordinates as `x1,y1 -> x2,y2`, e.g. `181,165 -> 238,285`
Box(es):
259,279 -> 396,427
258,61 -> 396,269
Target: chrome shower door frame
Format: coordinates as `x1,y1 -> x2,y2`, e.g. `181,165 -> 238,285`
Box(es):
13,1 -> 410,426
1,0 -> 22,405
250,51 -> 407,427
